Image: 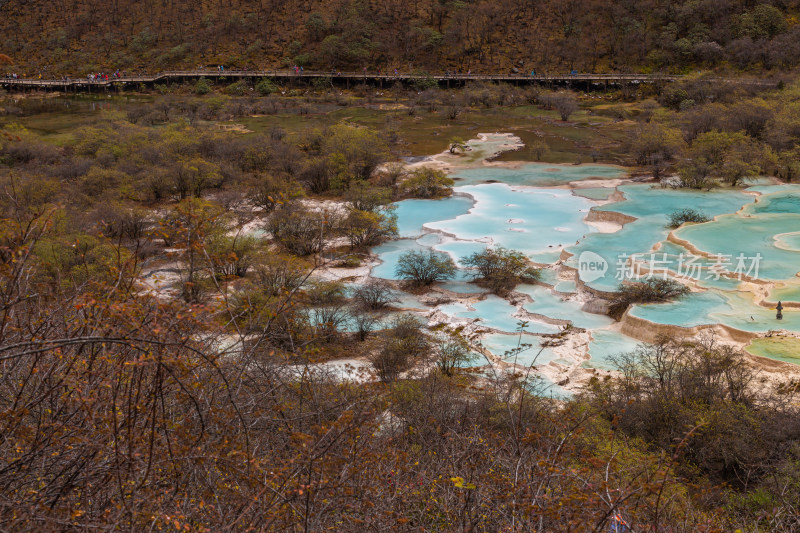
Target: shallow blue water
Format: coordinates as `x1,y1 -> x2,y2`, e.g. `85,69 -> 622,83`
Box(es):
480,332 -> 558,366
553,280 -> 577,293
629,291 -> 729,327
630,290 -> 800,332
479,333 -> 574,399
769,284 -> 800,303
426,184 -> 594,260
367,159 -> 800,372
595,185 -> 752,219
585,330 -> 642,371
439,295 -> 562,334
516,284 -> 613,329
747,191 -> 800,214
433,241 -> 488,266
394,195 -> 474,237
566,185 -> 754,291
438,281 -> 488,294
392,291 -> 430,310
573,187 -> 616,200
675,213 -> 800,280
452,163 -> 626,187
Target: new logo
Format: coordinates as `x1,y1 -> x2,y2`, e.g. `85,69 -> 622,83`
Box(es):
578,251 -> 608,282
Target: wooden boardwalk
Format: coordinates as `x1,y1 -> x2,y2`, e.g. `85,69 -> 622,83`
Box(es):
0,69 -> 778,91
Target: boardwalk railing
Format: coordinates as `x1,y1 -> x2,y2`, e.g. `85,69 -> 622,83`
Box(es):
0,69 -> 778,89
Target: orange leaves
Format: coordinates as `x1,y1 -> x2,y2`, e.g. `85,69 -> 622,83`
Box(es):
1,131 -> 21,142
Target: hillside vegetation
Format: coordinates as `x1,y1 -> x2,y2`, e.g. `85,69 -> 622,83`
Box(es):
2,0 -> 800,74
2,78 -> 800,529
3,2 -> 800,527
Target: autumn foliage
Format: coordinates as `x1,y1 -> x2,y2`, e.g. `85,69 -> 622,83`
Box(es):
2,0 -> 800,74
1,81 -> 800,530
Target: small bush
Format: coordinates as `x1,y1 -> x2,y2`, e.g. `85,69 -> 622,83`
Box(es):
345,184 -> 393,212
351,279 -> 399,310
396,250 -> 456,286
349,307 -> 382,341
402,168 -> 454,198
435,331 -> 475,376
312,77 -> 332,91
340,208 -> 398,249
267,205 -> 335,256
252,255 -> 308,297
372,315 -> 430,382
224,81 -> 249,96
541,90 -> 579,121
462,247 -> 540,294
256,78 -> 277,96
609,277 -> 690,319
410,72 -> 438,91
194,77 -> 211,95
249,175 -> 304,213
668,208 -> 710,228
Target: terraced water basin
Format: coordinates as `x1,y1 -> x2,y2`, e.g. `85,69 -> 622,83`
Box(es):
424,184 -> 594,261
746,337 -> 800,365
774,232 -> 800,252
573,187 -> 617,200
566,185 -> 755,292
480,332 -> 559,367
368,140 -> 800,375
585,330 -> 642,371
768,284 -> 800,304
479,333 -> 572,398
516,284 -> 613,330
439,296 -> 561,334
674,213 -> 800,280
629,289 -> 800,332
394,195 -> 474,237
452,162 -> 626,187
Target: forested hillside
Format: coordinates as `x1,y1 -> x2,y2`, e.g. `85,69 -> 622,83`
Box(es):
3,77 -> 800,530
4,1 -> 800,530
2,0 -> 800,75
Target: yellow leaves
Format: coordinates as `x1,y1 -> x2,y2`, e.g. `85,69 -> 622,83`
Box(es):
450,476 -> 476,489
